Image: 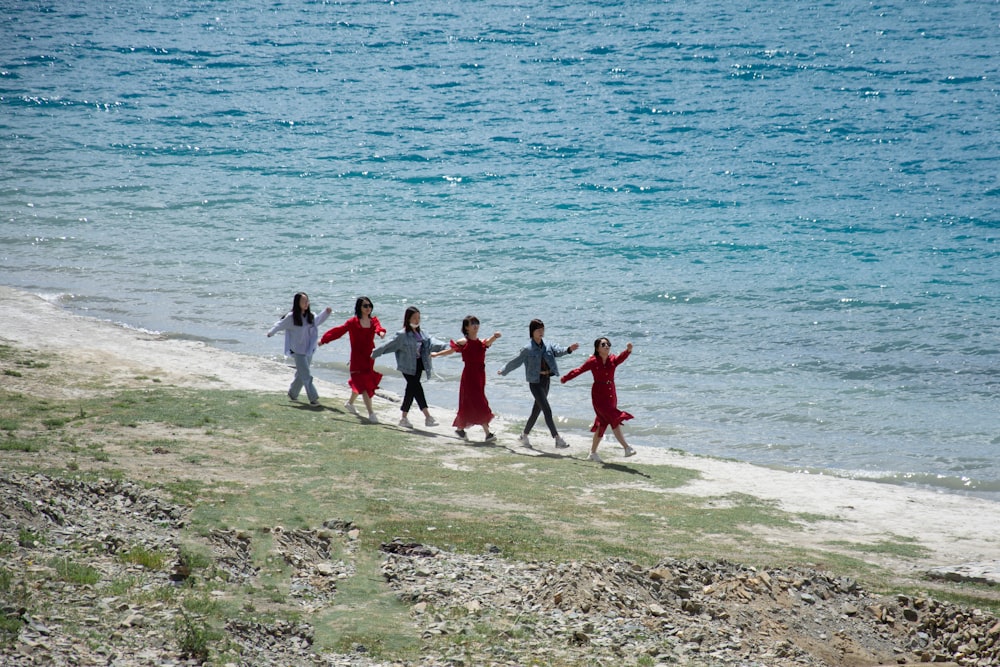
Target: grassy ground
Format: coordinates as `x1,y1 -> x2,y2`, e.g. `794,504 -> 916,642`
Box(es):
1,341 -> 996,661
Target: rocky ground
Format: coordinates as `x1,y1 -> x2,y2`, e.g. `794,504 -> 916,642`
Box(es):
2,471 -> 998,666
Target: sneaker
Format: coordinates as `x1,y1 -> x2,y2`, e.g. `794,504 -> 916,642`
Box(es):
554,435 -> 569,449
309,399 -> 320,407
287,392 -> 299,402
399,416 -> 413,429
367,413 -> 379,424
425,416 -> 439,427
456,429 -> 468,440
587,452 -> 603,463
344,402 -> 359,416
518,433 -> 532,448
624,446 -> 637,457
484,432 -> 497,443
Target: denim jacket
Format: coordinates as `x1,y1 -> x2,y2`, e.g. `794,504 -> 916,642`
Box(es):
499,339 -> 573,383
372,329 -> 448,378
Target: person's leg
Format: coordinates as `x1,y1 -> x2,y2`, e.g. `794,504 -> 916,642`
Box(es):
524,382 -> 543,434
590,431 -> 601,454
288,354 -> 305,399
401,373 -> 419,414
535,376 -> 558,437
293,354 -> 319,403
412,380 -> 428,412
611,425 -> 630,449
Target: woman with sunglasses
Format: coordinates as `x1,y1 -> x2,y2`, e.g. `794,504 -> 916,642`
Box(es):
319,296 -> 386,423
561,337 -> 637,463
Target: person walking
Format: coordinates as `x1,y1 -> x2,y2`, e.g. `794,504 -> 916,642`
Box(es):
372,306 -> 448,429
266,292 -> 332,406
498,319 -> 578,449
561,337 -> 637,463
319,296 -> 386,423
433,315 -> 501,442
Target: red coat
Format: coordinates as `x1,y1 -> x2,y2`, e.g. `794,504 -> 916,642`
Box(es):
562,348 -> 633,436
320,316 -> 386,397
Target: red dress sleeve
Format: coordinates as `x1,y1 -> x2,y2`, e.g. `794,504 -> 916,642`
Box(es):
561,356 -> 596,383
319,318 -> 354,346
611,348 -> 631,367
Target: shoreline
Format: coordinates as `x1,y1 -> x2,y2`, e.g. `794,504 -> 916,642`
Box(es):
2,284 -> 998,581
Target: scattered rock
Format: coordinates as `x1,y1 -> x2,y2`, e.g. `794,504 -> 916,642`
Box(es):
2,472 -> 998,667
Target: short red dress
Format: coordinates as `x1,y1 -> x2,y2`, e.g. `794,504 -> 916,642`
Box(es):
561,348 -> 633,437
320,316 -> 386,397
451,338 -> 494,429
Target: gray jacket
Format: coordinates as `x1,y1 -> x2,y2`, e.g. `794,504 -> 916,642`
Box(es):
499,339 -> 573,383
372,329 -> 448,378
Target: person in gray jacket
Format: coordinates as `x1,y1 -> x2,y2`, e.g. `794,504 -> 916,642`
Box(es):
498,319 -> 579,449
372,306 -> 448,429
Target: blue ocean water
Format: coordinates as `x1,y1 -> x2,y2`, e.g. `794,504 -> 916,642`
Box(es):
1,1 -> 998,499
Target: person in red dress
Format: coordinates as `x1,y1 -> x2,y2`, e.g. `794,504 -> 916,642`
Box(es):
433,315 -> 502,442
318,296 -> 386,423
561,337 -> 637,463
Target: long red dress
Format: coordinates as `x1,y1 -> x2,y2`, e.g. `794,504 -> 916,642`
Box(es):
450,338 -> 494,429
319,316 -> 386,397
561,348 -> 633,437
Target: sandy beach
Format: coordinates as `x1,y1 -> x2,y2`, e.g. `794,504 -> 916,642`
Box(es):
2,285 -> 998,582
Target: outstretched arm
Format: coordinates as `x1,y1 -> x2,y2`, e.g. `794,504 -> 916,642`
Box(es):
319,319 -> 351,346
560,355 -> 596,383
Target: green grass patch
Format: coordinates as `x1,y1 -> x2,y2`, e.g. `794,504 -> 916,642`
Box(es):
312,551 -> 421,659
825,535 -> 933,560
18,529 -> 44,548
0,437 -> 43,453
119,545 -> 169,570
49,557 -> 101,586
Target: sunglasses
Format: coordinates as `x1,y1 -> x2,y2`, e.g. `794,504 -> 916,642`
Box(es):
362,303 -> 373,309
599,342 -> 611,348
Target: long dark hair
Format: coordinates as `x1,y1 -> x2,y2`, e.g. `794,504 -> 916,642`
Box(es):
461,315 -> 480,337
403,306 -> 421,333
354,296 -> 374,318
292,292 -> 314,327
593,337 -> 611,356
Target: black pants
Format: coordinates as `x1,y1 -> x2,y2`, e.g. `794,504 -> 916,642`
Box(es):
524,375 -> 557,436
402,360 -> 427,412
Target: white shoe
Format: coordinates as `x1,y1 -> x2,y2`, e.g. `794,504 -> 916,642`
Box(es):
587,452 -> 603,463
367,413 -> 379,424
554,435 -> 569,449
344,402 -> 359,416
399,416 -> 413,429
624,446 -> 636,457
518,433 -> 532,448
425,416 -> 439,427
